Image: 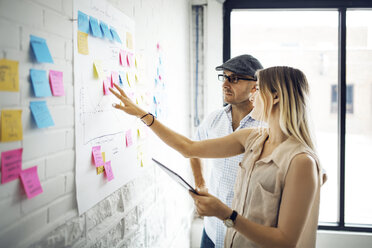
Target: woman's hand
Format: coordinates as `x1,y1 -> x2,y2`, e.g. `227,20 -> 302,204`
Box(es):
109,83 -> 146,118
189,188 -> 232,220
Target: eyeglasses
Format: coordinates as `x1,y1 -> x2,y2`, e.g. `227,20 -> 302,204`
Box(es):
218,74 -> 257,84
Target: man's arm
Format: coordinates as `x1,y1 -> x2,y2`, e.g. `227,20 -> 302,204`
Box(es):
190,158 -> 206,190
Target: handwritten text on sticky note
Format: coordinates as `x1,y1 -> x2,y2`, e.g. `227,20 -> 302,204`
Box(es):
0,59 -> 19,92
1,109 -> 23,142
92,146 -> 104,167
1,148 -> 23,184
104,161 -> 114,181
20,166 -> 43,199
49,70 -> 64,96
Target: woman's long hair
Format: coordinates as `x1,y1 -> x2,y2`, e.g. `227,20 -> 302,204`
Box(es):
256,66 -> 316,151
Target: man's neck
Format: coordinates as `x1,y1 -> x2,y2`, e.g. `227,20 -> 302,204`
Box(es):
230,103 -> 253,130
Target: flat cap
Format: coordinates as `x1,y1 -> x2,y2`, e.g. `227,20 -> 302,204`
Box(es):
215,54 -> 263,77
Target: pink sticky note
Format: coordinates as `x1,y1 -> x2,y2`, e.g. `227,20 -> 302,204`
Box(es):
127,52 -> 134,67
103,77 -> 110,95
1,148 -> 23,184
49,70 -> 65,96
119,50 -> 126,66
104,161 -> 114,181
111,71 -> 119,88
125,129 -> 133,147
92,146 -> 104,167
20,166 -> 43,199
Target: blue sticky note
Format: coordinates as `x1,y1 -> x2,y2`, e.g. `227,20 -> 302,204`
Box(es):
89,16 -> 102,38
100,22 -> 113,41
30,35 -> 54,63
78,11 -> 90,34
30,69 -> 52,97
30,101 -> 54,128
118,73 -> 124,86
110,27 -> 122,43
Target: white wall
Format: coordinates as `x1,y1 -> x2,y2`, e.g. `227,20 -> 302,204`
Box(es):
0,0 -> 194,247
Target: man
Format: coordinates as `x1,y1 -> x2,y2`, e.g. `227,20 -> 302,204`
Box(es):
191,54 -> 263,248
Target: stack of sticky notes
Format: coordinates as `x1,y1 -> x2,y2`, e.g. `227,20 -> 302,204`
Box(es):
91,146 -> 114,181
1,148 -> 43,199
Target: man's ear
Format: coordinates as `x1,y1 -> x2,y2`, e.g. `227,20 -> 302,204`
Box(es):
273,92 -> 279,105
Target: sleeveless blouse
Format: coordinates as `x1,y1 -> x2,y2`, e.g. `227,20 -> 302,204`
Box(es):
224,129 -> 322,248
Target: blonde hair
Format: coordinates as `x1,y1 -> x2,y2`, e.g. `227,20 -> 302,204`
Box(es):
256,66 -> 316,151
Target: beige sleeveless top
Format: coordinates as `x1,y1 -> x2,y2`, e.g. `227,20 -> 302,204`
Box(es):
224,129 -> 322,248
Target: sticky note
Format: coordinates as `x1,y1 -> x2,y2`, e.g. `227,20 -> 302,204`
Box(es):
103,77 -> 110,95
110,27 -> 122,43
93,60 -> 103,78
96,152 -> 105,174
125,129 -> 133,147
1,148 -> 23,184
0,59 -> 19,92
1,109 -> 23,142
137,129 -> 140,138
111,71 -> 119,88
96,165 -> 104,175
77,31 -> 89,55
30,69 -> 52,97
20,166 -> 43,199
30,101 -> 54,128
89,16 -> 102,38
135,74 -> 138,83
126,73 -> 131,87
100,22 -> 113,41
126,32 -> 133,49
118,73 -> 124,86
119,50 -> 126,66
30,35 -> 53,63
92,146 -> 104,167
104,161 -> 114,181
78,11 -> 90,34
49,70 -> 64,96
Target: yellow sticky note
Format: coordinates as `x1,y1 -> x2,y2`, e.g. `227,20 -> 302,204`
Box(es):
1,109 -> 23,142
126,73 -> 131,87
135,98 -> 138,105
96,166 -> 104,175
0,59 -> 19,92
77,31 -> 89,55
93,60 -> 103,79
101,152 -> 105,162
126,32 -> 133,49
135,58 -> 137,68
135,74 -> 138,83
141,160 -> 143,167
137,129 -> 140,138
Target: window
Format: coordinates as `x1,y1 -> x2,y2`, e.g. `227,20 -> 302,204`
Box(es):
226,1 -> 372,232
331,84 -> 354,114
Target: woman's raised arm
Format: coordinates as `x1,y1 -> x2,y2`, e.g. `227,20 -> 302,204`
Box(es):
109,83 -> 249,159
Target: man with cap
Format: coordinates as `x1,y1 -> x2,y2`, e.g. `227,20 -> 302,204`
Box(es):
191,54 -> 263,248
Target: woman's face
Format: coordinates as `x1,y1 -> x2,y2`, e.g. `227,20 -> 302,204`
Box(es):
250,83 -> 264,121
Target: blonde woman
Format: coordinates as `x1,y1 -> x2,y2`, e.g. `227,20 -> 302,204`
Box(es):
110,66 -> 324,248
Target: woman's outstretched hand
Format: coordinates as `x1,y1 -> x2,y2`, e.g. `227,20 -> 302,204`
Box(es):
109,83 -> 146,118
189,188 -> 232,221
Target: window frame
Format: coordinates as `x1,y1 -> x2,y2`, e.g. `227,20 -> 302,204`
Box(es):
223,0 -> 372,233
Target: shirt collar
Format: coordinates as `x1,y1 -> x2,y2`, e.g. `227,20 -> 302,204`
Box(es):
223,104 -> 255,128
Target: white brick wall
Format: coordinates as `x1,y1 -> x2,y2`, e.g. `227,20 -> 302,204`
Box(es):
0,0 -> 193,247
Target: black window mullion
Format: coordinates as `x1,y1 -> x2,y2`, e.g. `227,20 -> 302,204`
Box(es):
337,7 -> 347,228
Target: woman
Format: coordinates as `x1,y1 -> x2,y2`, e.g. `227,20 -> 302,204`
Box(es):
110,66 -> 323,248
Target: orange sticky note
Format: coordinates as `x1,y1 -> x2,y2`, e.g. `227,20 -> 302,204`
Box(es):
0,59 -> 19,92
77,31 -> 89,55
1,109 -> 23,142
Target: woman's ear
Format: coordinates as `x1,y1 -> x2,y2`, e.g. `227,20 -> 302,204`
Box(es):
273,92 -> 279,105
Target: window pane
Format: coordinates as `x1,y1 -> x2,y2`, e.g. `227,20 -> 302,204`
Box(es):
345,9 -> 372,225
231,10 -> 339,223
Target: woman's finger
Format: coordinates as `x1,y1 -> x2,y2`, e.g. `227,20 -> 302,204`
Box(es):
113,83 -> 128,98
109,87 -> 122,99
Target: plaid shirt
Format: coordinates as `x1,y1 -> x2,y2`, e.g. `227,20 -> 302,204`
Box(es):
194,105 -> 261,248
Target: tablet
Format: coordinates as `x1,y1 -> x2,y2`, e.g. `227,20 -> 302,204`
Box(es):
152,158 -> 199,195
